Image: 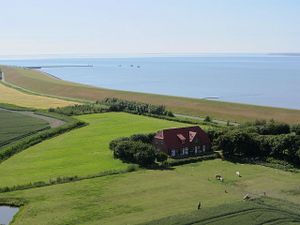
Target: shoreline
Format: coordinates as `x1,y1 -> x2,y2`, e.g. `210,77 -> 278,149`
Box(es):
1,65 -> 300,124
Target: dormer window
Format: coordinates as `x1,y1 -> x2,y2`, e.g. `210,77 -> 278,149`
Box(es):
177,134 -> 186,144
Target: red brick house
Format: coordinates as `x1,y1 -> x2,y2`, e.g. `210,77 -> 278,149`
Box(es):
153,126 -> 211,158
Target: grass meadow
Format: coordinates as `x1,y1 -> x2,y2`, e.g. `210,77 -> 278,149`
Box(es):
0,110 -> 49,147
2,66 -> 300,123
0,112 -> 189,187
1,160 -> 300,225
0,82 -> 77,109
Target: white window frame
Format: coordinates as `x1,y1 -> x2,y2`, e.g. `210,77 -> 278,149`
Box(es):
171,150 -> 176,157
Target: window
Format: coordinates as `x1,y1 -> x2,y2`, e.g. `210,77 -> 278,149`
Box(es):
171,150 -> 176,157
194,146 -> 197,154
184,147 -> 189,155
203,145 -> 206,152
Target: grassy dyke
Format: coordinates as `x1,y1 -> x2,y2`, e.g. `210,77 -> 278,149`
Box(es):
0,110 -> 50,147
2,66 -> 300,124
0,113 -> 190,188
0,81 -> 78,109
1,160 -> 300,225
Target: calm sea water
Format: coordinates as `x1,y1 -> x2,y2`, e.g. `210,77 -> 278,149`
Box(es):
1,55 -> 300,109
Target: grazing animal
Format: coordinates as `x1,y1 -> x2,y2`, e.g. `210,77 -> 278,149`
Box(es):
236,171 -> 241,177
220,177 -> 224,182
243,194 -> 250,200
215,174 -> 222,180
197,201 -> 202,210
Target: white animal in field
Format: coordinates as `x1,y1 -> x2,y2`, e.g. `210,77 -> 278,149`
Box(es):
236,171 -> 241,177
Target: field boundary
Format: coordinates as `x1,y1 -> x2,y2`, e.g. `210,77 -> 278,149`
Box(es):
0,105 -> 86,163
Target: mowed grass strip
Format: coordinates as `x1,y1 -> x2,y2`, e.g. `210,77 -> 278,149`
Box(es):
0,110 -> 49,146
1,160 -> 300,225
2,66 -> 300,123
0,82 -> 77,109
0,112 -> 188,187
142,197 -> 300,225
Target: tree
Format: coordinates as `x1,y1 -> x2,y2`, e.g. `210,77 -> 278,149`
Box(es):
204,116 -> 212,122
156,151 -> 168,163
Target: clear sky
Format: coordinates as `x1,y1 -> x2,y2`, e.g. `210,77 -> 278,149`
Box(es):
1,0 -> 300,57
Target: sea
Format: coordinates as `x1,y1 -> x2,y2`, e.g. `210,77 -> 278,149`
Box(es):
1,54 -> 300,109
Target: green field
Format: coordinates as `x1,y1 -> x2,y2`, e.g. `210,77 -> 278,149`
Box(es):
0,110 -> 49,147
0,112 -> 189,187
2,66 -> 300,124
143,197 -> 300,225
1,160 -> 300,225
0,112 -> 299,225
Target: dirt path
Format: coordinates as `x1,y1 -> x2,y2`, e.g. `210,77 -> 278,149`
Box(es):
0,108 -> 65,128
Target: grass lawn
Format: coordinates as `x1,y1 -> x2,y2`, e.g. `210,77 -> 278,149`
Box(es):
0,110 -> 49,147
2,66 -> 300,124
0,82 -> 77,109
1,160 -> 300,225
0,112 -> 191,187
143,197 -> 300,225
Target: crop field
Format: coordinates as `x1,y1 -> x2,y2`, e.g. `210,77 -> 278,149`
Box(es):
0,110 -> 49,147
143,197 -> 300,225
0,112 -> 189,187
2,66 -> 300,123
0,82 -> 77,109
0,160 -> 300,225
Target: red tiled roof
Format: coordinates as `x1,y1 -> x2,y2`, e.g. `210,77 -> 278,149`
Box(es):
154,126 -> 210,149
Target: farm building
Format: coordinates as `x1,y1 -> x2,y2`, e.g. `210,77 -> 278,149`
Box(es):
153,126 -> 211,158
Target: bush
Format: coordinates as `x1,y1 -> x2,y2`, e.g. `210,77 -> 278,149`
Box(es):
213,130 -> 260,157
109,133 -> 169,167
292,124 -> 300,135
204,116 -> 212,122
156,151 -> 168,163
241,120 -> 290,135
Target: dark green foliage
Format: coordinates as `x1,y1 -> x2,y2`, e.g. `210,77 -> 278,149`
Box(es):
113,140 -> 156,166
156,151 -> 168,163
213,130 -> 260,157
241,119 -> 290,135
49,103 -> 109,115
204,115 -> 212,122
102,98 -> 174,116
130,133 -> 155,144
292,124 -> 300,135
109,133 -> 165,167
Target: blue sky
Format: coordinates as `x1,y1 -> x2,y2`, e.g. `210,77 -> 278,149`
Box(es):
0,0 -> 300,57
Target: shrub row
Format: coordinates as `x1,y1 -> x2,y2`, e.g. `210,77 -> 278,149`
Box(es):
0,165 -> 139,193
49,103 -> 110,115
101,97 -> 174,117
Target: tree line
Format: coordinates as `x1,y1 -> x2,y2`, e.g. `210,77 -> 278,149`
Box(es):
209,120 -> 300,166
49,98 -> 174,117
